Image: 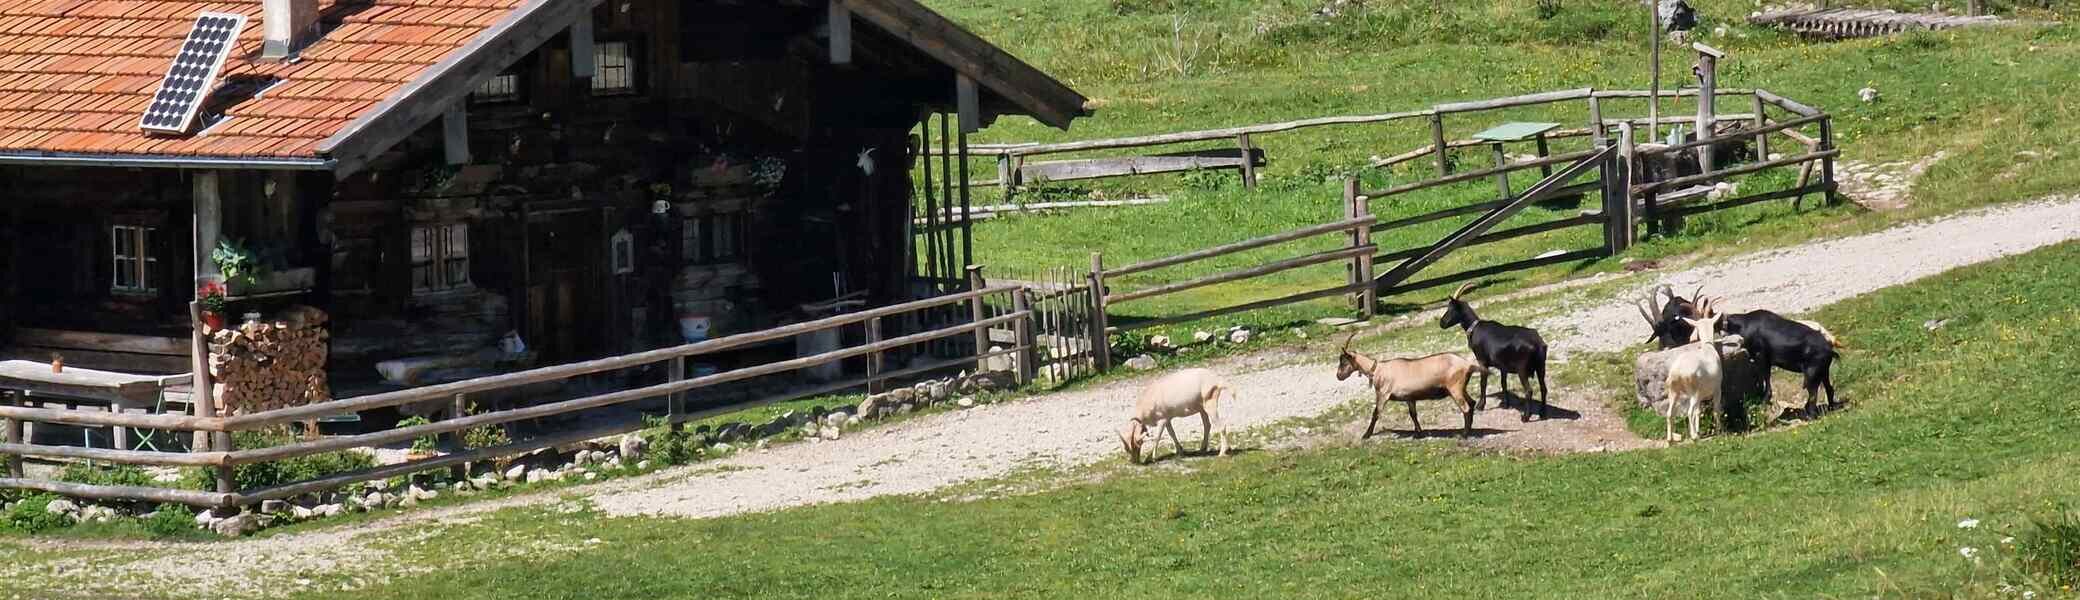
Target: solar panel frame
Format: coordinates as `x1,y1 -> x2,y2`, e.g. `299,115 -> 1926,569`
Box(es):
139,12 -> 248,135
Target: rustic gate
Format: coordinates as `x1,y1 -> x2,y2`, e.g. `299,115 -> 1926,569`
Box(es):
1367,144 -> 1621,296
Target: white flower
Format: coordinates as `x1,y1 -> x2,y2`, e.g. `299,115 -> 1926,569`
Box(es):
2022,591 -> 2036,599
2001,536 -> 2016,545
1958,518 -> 1981,529
1959,546 -> 1979,559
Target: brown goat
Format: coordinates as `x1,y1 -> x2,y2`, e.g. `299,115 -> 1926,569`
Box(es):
1336,334 -> 1481,439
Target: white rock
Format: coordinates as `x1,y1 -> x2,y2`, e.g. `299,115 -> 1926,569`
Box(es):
503,464 -> 528,481
846,415 -> 864,428
1149,335 -> 1173,349
260,499 -> 288,514
195,510 -> 220,528
928,381 -> 952,401
1227,329 -> 1252,344
618,434 -> 648,460
754,439 -> 770,451
819,425 -> 841,441
44,499 -> 78,516
957,397 -> 977,409
398,495 -> 419,509
363,492 -> 386,508
1290,328 -> 1308,339
1858,86 -> 1879,103
636,460 -> 652,470
526,469 -> 550,484
368,479 -> 391,492
316,504 -> 345,518
823,412 -> 850,428
212,513 -> 260,537
291,505 -> 315,521
1192,331 -> 1214,343
583,472 -> 599,481
712,443 -> 734,454
857,396 -> 883,420
1125,355 -> 1159,371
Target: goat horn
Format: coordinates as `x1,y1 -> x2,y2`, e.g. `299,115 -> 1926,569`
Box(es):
1451,282 -> 1476,300
1690,284 -> 1705,305
1341,332 -> 1358,353
1633,297 -> 1658,327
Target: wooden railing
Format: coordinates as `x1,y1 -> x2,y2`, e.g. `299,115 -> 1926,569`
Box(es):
0,283 -> 1037,509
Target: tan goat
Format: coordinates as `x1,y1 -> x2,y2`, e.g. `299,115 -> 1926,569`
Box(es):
1117,368 -> 1231,464
1335,333 -> 1480,439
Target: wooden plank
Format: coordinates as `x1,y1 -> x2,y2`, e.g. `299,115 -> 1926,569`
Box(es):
227,311 -> 1029,464
1017,149 -> 1265,183
1635,113 -> 1826,158
442,103 -> 469,166
1374,213 -> 1604,264
0,442 -> 224,467
3,392 -> 19,477
1631,149 -> 1840,194
828,0 -> 852,64
0,360 -> 167,404
1003,109 -> 1433,157
0,404 -> 214,432
1371,180 -> 1600,235
1755,89 -> 1822,117
1434,88 -> 1593,114
222,287 -> 1022,430
1365,148 -> 1598,198
1380,248 -> 1606,297
1375,146 -> 1612,288
1106,216 -> 1374,277
1108,245 -> 1376,305
956,75 -> 980,134
1591,88 -> 1755,99
1660,183 -> 1832,219
1116,283 -> 1370,332
11,329 -> 186,356
0,478 -> 230,508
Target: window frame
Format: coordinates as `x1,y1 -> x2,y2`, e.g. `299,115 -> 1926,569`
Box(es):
590,40 -> 640,96
470,71 -> 523,104
109,224 -> 160,296
681,212 -> 746,265
411,222 -> 473,294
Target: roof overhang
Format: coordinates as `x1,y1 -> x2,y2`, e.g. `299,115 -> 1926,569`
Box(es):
846,0 -> 1090,130
0,151 -> 333,171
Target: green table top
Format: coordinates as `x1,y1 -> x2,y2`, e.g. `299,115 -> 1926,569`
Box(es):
1471,122 -> 1562,142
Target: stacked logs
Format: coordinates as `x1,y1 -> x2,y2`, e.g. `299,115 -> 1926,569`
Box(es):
209,306 -> 332,416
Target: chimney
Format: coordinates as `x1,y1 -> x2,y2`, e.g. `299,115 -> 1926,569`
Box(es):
261,0 -> 320,60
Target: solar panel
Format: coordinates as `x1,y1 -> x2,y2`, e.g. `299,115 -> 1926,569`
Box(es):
139,12 -> 247,135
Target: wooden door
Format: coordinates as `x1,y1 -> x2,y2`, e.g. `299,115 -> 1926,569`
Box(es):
525,211 -> 603,363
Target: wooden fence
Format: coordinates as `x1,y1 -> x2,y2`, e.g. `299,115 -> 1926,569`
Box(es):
0,283 -> 1037,509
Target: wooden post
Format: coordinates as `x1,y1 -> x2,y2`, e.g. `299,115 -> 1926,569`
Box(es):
1616,122 -> 1638,246
1968,0 -> 1986,16
1819,116 -> 1837,205
966,266 -> 988,374
213,431 -> 236,513
1751,92 -> 1769,161
1350,182 -> 1376,320
1588,94 -> 1606,144
1490,142 -> 1511,201
570,17 -> 595,80
1693,44 -> 1723,174
667,355 -> 684,431
4,391 -> 22,478
188,300 -> 217,453
1235,133 -> 1258,190
1535,133 -> 1554,178
1011,288 -> 1037,386
863,318 -> 883,394
1601,136 -> 1631,254
995,154 -> 1012,201
448,393 -> 468,480
1088,253 -> 1111,372
827,0 -> 852,65
1430,113 -> 1450,176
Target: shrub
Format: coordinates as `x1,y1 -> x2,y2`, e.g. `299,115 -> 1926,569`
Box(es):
641,415 -> 697,466
57,463 -> 156,488
2017,509 -> 2080,588
182,430 -> 378,491
397,416 -> 438,454
4,494 -> 71,534
143,504 -> 196,538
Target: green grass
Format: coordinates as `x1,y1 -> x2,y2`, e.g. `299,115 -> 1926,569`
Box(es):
931,0 -> 2080,332
227,238 -> 2080,600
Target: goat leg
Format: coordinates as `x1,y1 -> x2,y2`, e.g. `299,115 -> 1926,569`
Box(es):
1405,399 -> 1422,438
1362,391 -> 1385,440
1165,420 -> 1186,457
1198,411 -> 1211,454
1537,368 -> 1550,420
1477,369 -> 1491,411
1689,395 -> 1702,441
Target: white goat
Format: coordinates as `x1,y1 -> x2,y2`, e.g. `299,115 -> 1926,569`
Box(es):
1662,303 -> 1726,444
1117,368 -> 1231,464
1334,333 -> 1480,439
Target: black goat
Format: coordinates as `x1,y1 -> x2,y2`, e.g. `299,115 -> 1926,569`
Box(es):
1439,283 -> 1551,421
1715,310 -> 1840,422
1633,284 -> 1708,349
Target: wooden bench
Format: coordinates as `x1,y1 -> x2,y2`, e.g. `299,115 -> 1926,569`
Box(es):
1013,147 -> 1267,187
2,327 -> 190,374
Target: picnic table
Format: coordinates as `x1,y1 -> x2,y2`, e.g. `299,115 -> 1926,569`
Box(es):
0,360 -> 191,451
1471,121 -> 1562,198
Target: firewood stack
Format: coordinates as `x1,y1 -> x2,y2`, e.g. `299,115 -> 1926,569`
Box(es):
209,305 -> 333,415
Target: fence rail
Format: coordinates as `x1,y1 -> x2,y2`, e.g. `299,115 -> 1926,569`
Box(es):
0,284 -> 1039,509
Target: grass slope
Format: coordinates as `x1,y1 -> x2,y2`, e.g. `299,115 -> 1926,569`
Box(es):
292,240 -> 2080,600
935,0 -> 2080,331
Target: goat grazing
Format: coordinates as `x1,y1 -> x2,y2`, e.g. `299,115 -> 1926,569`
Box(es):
1439,283 -> 1552,420
1661,302 -> 1726,444
1335,333 -> 1480,439
1634,283 -> 1709,349
1714,309 -> 1841,421
1117,368 -> 1231,464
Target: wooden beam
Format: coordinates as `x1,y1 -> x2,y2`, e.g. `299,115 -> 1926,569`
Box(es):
570,16 -> 595,79
956,75 -> 980,134
1106,216 -> 1374,277
442,103 -> 470,166
829,0 -> 853,65
193,171 -> 222,280
319,0 -> 604,177
1375,146 -> 1613,289
0,478 -> 230,508
844,0 -> 1088,129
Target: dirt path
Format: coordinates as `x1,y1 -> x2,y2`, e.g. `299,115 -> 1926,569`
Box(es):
19,195 -> 2080,597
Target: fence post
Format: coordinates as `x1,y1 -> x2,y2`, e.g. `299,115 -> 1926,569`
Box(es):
1351,183 -> 1376,320
864,318 -> 883,394
448,393 -> 468,480
1236,133 -> 1259,190
1012,288 -> 1038,386
213,431 -> 236,514
1616,122 -> 1637,247
4,391 -> 21,478
1490,142 -> 1511,200
1695,47 -> 1719,175
1819,116 -> 1837,205
1429,112 -> 1450,176
967,265 -> 989,375
1587,94 -> 1605,145
1088,253 -> 1112,372
188,300 -> 217,452
667,355 -> 685,432
1751,92 -> 1769,161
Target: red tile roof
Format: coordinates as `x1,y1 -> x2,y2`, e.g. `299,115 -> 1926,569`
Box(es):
0,0 -> 524,160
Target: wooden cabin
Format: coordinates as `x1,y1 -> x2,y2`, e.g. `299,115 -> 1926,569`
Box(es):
0,0 -> 1087,429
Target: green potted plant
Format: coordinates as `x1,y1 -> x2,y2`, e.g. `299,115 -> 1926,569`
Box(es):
211,240 -> 260,288
197,280 -> 229,332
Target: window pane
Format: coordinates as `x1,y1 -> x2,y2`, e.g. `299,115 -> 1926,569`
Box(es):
593,42 -> 633,91
113,226 -> 134,258
143,227 -> 159,257
713,214 -> 738,260
411,227 -> 431,264
682,218 -> 701,262
448,223 -> 469,257
414,265 -> 434,291
445,258 -> 468,287
114,257 -> 138,290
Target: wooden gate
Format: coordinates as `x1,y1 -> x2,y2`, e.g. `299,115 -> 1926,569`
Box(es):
1368,145 -> 1619,296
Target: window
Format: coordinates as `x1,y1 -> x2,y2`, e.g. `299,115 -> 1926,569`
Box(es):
681,213 -> 745,264
110,225 -> 160,295
411,223 -> 470,293
472,72 -> 520,103
592,41 -> 635,94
